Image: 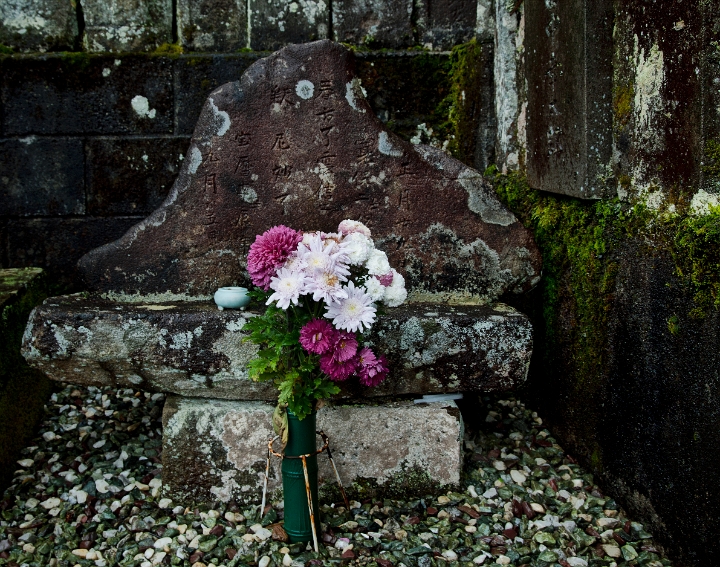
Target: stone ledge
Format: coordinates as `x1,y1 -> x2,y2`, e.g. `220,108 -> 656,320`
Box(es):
22,295 -> 532,400
161,397 -> 463,504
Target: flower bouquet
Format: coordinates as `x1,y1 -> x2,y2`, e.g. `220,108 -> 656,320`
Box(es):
244,220 -> 407,543
244,219 -> 407,422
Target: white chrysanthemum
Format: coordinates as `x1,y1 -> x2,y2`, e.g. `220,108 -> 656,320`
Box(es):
338,219 -> 372,237
282,251 -> 307,273
266,268 -> 310,310
365,249 -> 391,275
298,232 -> 351,278
325,281 -> 377,332
307,269 -> 349,305
341,232 -> 374,265
383,270 -> 407,307
362,276 -> 385,302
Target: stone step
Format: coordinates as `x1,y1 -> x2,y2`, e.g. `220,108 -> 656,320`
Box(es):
161,397 -> 463,504
22,295 -> 532,400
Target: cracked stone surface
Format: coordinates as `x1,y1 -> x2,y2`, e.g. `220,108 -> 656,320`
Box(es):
22,295 -> 532,400
162,397 -> 462,504
77,40 -> 541,304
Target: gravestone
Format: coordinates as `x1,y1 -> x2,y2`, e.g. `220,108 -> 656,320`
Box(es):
78,40 -> 541,304
24,40 -> 541,503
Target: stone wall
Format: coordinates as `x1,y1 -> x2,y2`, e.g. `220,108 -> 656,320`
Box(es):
493,2 -> 720,566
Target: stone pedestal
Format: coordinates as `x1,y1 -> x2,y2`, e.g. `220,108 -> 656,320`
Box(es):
162,397 -> 463,504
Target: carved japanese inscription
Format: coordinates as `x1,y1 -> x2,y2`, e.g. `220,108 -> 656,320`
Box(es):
79,40 -> 541,302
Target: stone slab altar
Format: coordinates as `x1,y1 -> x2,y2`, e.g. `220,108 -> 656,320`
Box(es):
162,397 -> 462,505
22,295 -> 532,400
22,40 -> 540,504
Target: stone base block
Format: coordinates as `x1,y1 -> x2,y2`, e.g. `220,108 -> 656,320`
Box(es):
23,296 -> 532,399
162,396 -> 463,505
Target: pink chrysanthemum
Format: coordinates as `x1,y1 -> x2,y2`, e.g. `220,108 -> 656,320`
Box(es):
299,319 -> 337,355
338,219 -> 372,237
247,225 -> 302,290
357,348 -> 389,387
319,353 -> 357,382
331,331 -> 358,362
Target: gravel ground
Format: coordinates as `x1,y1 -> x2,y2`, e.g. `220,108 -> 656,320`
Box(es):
0,385 -> 673,567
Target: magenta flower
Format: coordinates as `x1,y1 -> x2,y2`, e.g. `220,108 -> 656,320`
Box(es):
299,319 -> 337,355
319,353 -> 357,381
331,331 -> 358,362
377,272 -> 394,287
357,348 -> 389,387
247,225 -> 302,290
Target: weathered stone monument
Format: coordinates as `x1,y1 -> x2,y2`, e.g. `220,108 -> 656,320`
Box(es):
23,40 -> 541,504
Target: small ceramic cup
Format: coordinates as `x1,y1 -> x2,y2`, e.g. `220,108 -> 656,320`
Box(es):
214,287 -> 251,310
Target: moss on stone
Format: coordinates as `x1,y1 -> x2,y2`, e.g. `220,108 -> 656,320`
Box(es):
432,39 -> 487,164
153,42 -> 184,56
613,82 -> 634,129
0,44 -> 14,55
703,139 -> 720,179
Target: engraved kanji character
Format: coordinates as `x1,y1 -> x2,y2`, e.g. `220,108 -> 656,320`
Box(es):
273,133 -> 290,151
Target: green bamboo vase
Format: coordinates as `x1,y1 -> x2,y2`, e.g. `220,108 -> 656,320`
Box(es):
282,409 -> 320,543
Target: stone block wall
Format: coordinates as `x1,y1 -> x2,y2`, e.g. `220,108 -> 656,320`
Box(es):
1,0 -> 482,53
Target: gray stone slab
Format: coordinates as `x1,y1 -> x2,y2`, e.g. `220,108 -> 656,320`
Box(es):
162,397 -> 462,503
333,0 -> 414,48
525,0 -> 615,199
1,54 -> 174,135
82,0 -> 172,52
0,0 -> 78,52
0,137 -> 85,216
249,0 -> 329,51
22,295 -> 532,399
177,0 -> 248,52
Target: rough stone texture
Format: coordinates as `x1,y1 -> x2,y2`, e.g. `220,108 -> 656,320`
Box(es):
0,137 -> 85,216
177,0 -> 248,52
0,0 -> 78,52
78,41 -> 540,301
82,0 -> 172,52
174,54 -> 263,135
162,397 -> 462,504
0,54 -> 174,135
493,1 -> 523,173
6,217 -> 143,289
0,268 -> 51,494
249,0 -> 329,51
612,1 -> 715,209
86,137 -> 189,215
22,295 -> 532,398
417,0 -> 477,51
333,0 -> 414,48
525,0 -> 615,199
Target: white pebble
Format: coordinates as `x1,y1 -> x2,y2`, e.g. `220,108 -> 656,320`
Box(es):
602,544 -> 621,558
72,549 -> 89,558
493,460 -> 506,471
43,431 -> 56,441
144,547 -> 154,559
442,549 -> 458,561
437,495 -> 450,504
510,470 -> 527,485
158,498 -> 173,509
152,551 -> 166,565
282,553 -> 293,566
482,488 -> 497,499
465,525 -> 477,533
566,558 -> 588,567
473,553 -> 488,564
258,556 -> 271,567
149,478 -> 163,489
249,525 -> 272,541
17,459 -> 34,468
467,485 -> 478,498
86,550 -> 98,560
530,503 -> 545,513
25,498 -> 39,509
40,497 -> 62,509
496,555 -> 511,565
95,479 -> 109,494
154,537 -> 172,549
